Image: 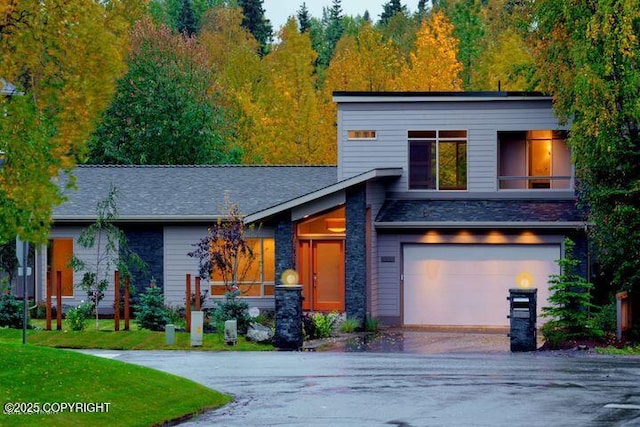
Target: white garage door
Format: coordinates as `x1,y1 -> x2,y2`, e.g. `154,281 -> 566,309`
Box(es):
403,244 -> 560,327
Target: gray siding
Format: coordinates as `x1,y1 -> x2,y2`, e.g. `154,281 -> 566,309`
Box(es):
337,101 -> 567,193
46,226 -> 117,311
366,181 -> 387,319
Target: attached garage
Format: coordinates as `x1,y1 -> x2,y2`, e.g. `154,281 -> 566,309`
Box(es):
402,244 -> 560,327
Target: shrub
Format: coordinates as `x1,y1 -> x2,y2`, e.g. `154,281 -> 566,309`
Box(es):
339,317 -> 360,333
0,289 -> 23,328
541,238 -> 602,347
65,302 -> 93,331
209,289 -> 250,334
135,286 -> 170,331
365,316 -> 379,333
313,312 -> 339,338
302,313 -> 317,340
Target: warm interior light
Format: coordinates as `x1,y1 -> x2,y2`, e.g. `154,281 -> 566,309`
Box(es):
326,218 -> 346,233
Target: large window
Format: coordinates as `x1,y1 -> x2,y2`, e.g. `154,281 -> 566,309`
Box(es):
210,238 -> 275,298
408,130 -> 467,190
498,130 -> 571,189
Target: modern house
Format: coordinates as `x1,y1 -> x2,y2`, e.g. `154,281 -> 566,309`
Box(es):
32,92 -> 587,328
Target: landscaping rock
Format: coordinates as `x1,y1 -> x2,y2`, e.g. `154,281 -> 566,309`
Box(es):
247,322 -> 274,343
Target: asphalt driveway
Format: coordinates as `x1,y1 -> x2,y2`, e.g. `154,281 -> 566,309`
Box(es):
85,337 -> 640,426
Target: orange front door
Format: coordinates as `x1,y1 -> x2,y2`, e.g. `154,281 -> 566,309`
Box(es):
298,240 -> 344,311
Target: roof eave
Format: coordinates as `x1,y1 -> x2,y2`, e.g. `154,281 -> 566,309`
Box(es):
333,91 -> 550,104
374,221 -> 586,230
54,215 -> 226,224
245,168 -> 403,224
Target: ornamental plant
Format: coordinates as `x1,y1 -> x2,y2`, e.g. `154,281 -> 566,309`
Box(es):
65,302 -> 93,331
135,285 -> 171,332
70,185 -> 146,330
0,283 -> 22,329
541,238 -> 602,348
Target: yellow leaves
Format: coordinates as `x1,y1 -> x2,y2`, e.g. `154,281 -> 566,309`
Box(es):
393,12 -> 463,91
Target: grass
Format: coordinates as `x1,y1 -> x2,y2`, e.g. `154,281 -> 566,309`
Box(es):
0,342 -> 232,426
0,322 -> 273,351
596,345 -> 640,355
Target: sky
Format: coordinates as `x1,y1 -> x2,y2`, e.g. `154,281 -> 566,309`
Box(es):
262,1 -> 422,32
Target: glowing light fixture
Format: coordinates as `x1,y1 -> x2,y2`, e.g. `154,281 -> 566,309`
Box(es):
280,269 -> 299,287
516,272 -> 534,289
325,218 -> 346,233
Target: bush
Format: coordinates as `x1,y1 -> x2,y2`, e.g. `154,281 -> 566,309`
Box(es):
135,286 -> 170,331
0,290 -> 23,328
302,313 -> 317,340
339,317 -> 360,333
541,238 -> 601,346
209,290 -> 250,334
313,312 -> 339,338
65,302 -> 93,331
365,316 -> 379,333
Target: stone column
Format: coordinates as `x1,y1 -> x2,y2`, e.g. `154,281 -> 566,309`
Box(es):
274,285 -> 303,350
346,186 -> 366,325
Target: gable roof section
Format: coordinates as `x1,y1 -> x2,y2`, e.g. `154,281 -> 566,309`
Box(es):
54,165 -> 338,222
375,199 -> 586,229
244,167 -> 403,223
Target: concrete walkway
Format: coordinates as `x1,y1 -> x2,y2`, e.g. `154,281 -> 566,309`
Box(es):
311,327 -> 544,354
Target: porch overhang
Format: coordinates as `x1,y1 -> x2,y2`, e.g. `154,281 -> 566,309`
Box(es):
244,168 -> 402,224
375,221 -> 586,230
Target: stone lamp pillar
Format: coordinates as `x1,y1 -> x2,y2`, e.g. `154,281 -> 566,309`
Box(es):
275,269 -> 303,350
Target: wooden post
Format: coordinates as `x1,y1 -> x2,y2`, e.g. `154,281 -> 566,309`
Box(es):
195,277 -> 201,311
46,270 -> 52,331
114,271 -> 120,331
124,276 -> 130,331
56,271 -> 62,330
185,274 -> 191,331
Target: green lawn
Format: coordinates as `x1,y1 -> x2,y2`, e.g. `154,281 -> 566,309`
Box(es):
0,323 -> 273,351
0,343 -> 232,426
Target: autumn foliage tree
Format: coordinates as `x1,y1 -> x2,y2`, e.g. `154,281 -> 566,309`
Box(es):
531,0 -> 640,298
239,18 -> 333,164
0,0 -> 140,244
394,11 -> 463,91
88,17 -> 240,165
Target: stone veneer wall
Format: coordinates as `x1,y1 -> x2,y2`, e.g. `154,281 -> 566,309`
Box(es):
274,218 -> 294,286
346,186 -> 366,324
122,226 -> 163,294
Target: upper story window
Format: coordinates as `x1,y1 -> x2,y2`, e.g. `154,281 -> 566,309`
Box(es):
408,130 -> 467,190
498,130 -> 571,190
347,130 -> 377,140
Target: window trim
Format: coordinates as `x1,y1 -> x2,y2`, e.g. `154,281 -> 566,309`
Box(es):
347,130 -> 377,140
210,237 -> 275,298
408,129 -> 468,191
497,130 -> 573,190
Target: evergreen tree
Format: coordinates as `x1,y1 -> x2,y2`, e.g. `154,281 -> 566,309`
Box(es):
363,10 -> 371,24
88,18 -> 239,165
297,2 -> 311,33
416,0 -> 428,21
177,0 -> 197,35
380,0 -> 407,26
238,0 -> 273,56
317,0 -> 344,69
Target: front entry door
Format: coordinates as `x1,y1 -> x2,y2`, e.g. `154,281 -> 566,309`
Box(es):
299,240 -> 344,311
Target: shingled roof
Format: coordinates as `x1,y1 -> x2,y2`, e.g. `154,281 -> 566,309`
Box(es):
54,165 -> 337,222
376,199 -> 586,228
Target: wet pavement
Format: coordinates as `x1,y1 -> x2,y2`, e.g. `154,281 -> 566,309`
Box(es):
82,330 -> 640,426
